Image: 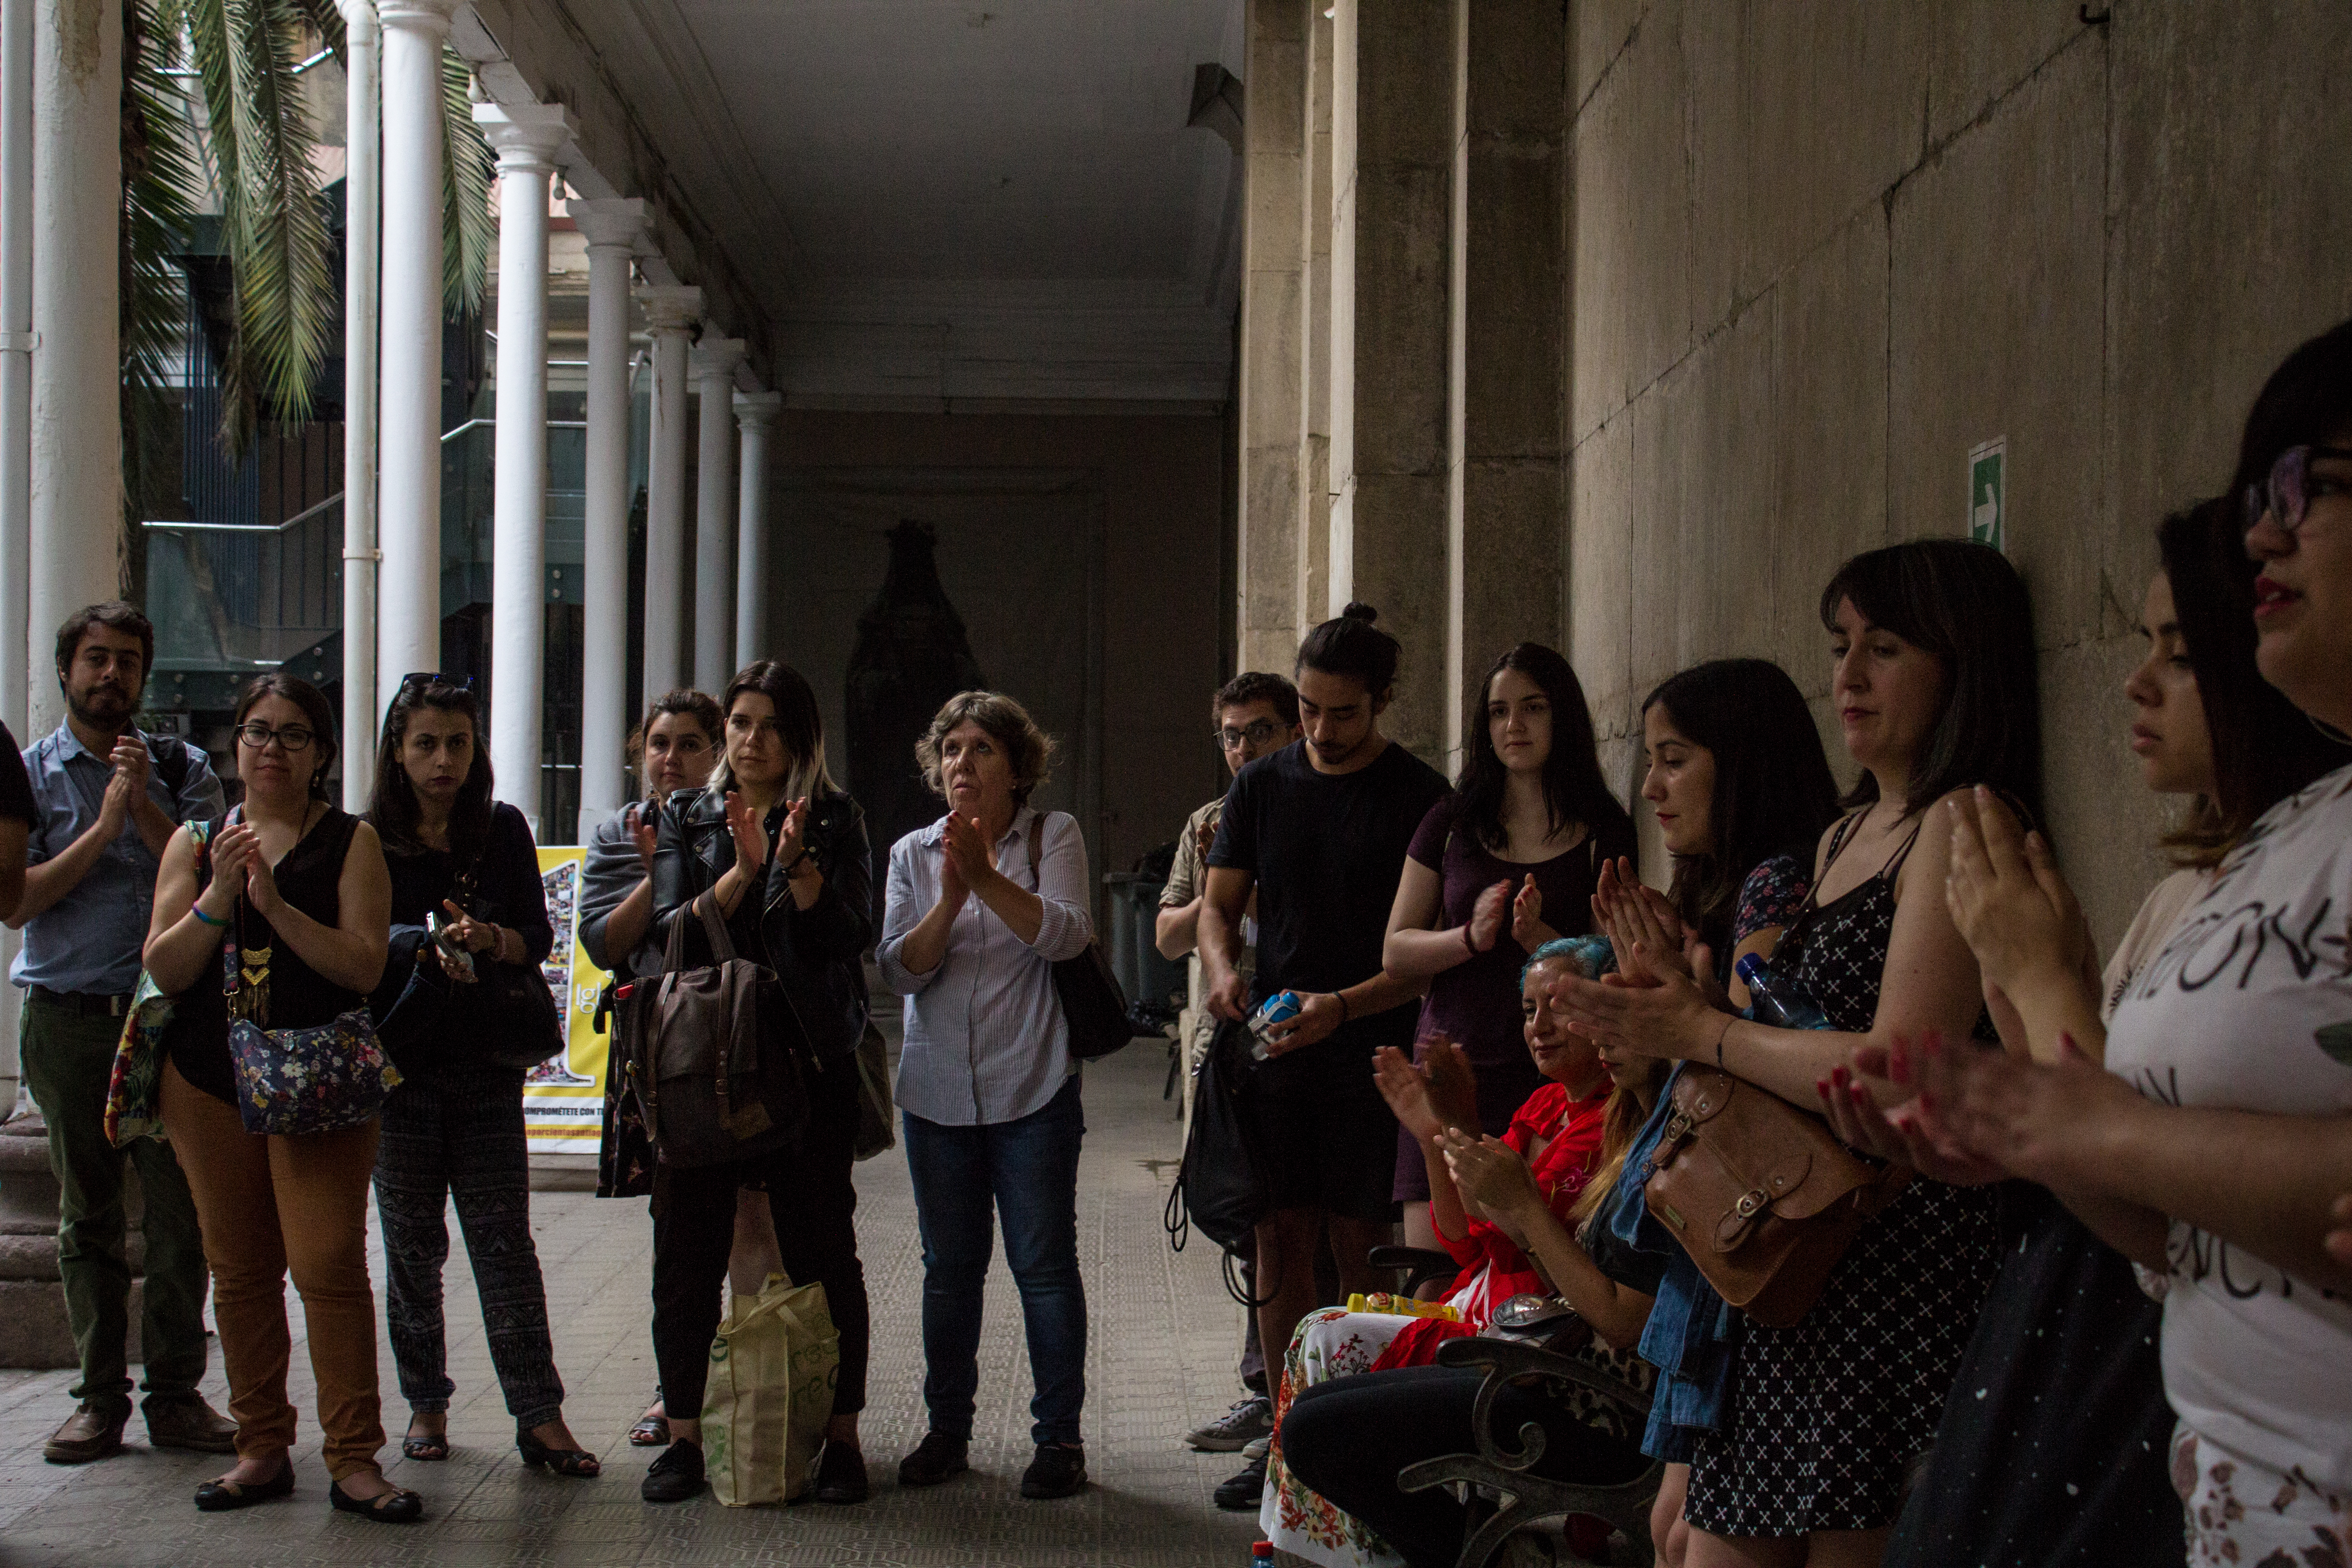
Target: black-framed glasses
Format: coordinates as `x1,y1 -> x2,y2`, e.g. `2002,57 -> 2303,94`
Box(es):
236,721 -> 316,754
2244,445 -> 2352,535
1216,718 -> 1281,750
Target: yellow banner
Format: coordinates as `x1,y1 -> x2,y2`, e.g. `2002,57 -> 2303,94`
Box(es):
524,845 -> 612,1152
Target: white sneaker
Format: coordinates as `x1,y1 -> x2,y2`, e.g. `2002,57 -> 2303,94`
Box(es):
1185,1396 -> 1274,1452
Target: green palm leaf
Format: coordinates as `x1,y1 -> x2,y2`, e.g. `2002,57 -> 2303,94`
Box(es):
442,46 -> 493,318
122,0 -> 200,532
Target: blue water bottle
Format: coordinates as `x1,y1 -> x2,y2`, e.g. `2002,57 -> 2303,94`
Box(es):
1735,954 -> 1833,1031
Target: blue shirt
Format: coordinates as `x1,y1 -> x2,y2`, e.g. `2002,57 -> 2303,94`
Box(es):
876,807 -> 1093,1127
14,722 -> 224,995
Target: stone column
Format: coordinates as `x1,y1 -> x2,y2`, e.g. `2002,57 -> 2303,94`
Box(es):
635,285 -> 700,705
339,0 -> 380,811
733,389 -> 780,669
1328,0 -> 1453,761
27,0 -> 123,737
568,198 -> 646,819
475,102 -> 573,834
1294,2 -> 1334,637
689,335 -> 744,694
1235,0 -> 1308,676
376,0 -> 461,710
1442,0 -> 1565,766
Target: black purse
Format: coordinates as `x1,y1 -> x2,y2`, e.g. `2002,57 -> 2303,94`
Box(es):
1024,818 -> 1132,1061
454,868 -> 567,1073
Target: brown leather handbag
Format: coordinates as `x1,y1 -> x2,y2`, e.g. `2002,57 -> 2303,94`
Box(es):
1642,1065 -> 1911,1328
615,892 -> 807,1169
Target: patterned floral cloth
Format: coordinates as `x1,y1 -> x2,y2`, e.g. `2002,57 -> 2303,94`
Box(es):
2173,1422 -> 2350,1568
1262,1307 -> 1416,1568
228,1010 -> 400,1136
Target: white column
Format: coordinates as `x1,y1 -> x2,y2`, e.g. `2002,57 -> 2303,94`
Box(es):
732,389 -> 779,668
636,285 -> 700,703
475,102 -> 572,835
0,0 -> 34,742
689,335 -> 743,693
568,197 -> 645,819
28,0 -> 123,737
338,0 -> 379,810
375,0 -> 459,714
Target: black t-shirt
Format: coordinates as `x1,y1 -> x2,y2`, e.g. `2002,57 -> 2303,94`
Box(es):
0,721 -> 34,826
1208,738 -> 1449,1062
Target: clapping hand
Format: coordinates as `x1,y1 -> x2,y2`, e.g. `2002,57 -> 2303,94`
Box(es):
1592,857 -> 1691,985
1465,879 -> 1511,954
1902,1029 -> 2142,1193
1373,1037 -> 1480,1142
940,810 -> 998,892
1509,876 -> 1550,951
1193,813 -> 1218,873
1944,788 -> 2087,1004
1816,1034 -> 2005,1184
724,790 -> 769,874
1439,1127 -> 1543,1220
101,740 -> 148,832
773,797 -> 810,871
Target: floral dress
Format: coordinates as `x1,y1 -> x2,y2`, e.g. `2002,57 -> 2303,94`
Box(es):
1261,1082 -> 1611,1568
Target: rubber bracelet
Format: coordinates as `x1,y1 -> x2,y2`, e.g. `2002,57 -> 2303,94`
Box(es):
1460,925 -> 1475,960
191,904 -> 229,928
1335,990 -> 1351,1025
1714,1014 -> 1734,1068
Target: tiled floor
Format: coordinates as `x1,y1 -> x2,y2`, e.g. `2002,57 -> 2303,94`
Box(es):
0,1033 -> 1266,1566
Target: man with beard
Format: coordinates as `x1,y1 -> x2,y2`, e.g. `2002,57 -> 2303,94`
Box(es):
10,603 -> 232,1465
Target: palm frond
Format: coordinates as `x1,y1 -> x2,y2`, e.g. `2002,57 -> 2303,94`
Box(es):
122,0 -> 200,532
285,0 -> 343,64
441,46 -> 492,317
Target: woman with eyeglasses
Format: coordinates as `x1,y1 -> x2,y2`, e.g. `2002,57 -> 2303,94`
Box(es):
579,689 -> 785,1450
363,677 -> 596,1479
638,661 -> 877,1505
143,676 -> 412,1519
1878,320 -> 2352,1568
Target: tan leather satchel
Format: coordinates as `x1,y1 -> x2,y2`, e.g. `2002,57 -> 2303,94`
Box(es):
1642,1065 -> 1911,1328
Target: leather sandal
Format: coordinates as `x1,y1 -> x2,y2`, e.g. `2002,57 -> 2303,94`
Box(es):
517,1426 -> 600,1477
399,1420 -> 449,1462
629,1413 -> 669,1447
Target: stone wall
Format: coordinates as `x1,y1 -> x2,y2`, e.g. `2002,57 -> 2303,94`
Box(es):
1561,0 -> 2352,946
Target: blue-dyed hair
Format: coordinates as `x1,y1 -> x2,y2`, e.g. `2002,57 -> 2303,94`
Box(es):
1522,934 -> 1614,987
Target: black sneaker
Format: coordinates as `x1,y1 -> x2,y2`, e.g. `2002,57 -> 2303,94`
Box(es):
896,1431 -> 970,1487
1214,1452 -> 1267,1511
811,1439 -> 870,1504
640,1440 -> 705,1503
1020,1442 -> 1087,1500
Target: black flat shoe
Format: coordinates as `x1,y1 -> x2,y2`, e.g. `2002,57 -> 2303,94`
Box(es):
896,1431 -> 969,1488
1021,1442 -> 1087,1500
194,1461 -> 295,1512
641,1439 -> 705,1503
518,1426 -> 601,1477
811,1439 -> 869,1504
328,1478 -> 424,1523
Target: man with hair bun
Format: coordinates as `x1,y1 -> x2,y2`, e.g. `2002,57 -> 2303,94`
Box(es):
1196,604 -> 1449,1510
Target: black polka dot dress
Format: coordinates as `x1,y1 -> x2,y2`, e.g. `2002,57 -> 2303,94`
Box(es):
1682,820 -> 2004,1539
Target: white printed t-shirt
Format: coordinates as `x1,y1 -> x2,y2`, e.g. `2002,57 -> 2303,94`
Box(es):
2103,766 -> 2352,1489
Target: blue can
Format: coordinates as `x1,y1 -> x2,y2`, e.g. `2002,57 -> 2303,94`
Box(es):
1248,990 -> 1303,1060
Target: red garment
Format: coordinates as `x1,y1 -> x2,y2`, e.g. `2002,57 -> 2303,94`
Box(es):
1370,1079 -> 1611,1372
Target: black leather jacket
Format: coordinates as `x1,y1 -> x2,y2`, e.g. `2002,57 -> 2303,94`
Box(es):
649,784 -> 874,1062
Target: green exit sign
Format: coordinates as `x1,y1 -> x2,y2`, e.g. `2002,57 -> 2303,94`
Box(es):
1969,436 -> 2006,553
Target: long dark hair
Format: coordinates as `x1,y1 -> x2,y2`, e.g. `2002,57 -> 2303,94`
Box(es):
2232,315 -> 2352,502
710,661 -> 836,803
233,673 -> 338,803
1817,539 -> 2040,819
1452,642 -> 1631,857
368,677 -> 493,861
2159,497 -> 2352,866
1642,659 -> 1842,956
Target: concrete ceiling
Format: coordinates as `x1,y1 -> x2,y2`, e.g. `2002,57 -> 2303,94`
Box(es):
551,0 -> 1245,408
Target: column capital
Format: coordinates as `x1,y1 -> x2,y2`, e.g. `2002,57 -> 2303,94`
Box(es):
375,0 -> 460,37
472,102 -> 574,176
636,285 -> 703,334
689,337 -> 745,385
567,196 -> 647,250
733,389 -> 783,430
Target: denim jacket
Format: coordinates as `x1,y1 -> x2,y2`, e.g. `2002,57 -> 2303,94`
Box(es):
1607,1063 -> 1743,1462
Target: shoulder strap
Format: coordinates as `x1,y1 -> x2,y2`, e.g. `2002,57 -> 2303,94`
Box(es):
146,735 -> 190,804
1024,810 -> 1043,888
1878,818 -> 1929,882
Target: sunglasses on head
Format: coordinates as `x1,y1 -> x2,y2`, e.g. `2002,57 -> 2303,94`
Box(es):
2244,444 -> 2352,535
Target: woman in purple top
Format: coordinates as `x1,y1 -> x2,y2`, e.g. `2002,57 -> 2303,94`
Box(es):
1381,643 -> 1636,1248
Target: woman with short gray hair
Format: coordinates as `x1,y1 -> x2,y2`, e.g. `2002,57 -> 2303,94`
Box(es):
878,689 -> 1095,1502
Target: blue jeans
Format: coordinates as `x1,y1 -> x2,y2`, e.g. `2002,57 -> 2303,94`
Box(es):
902,1075 -> 1087,1447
